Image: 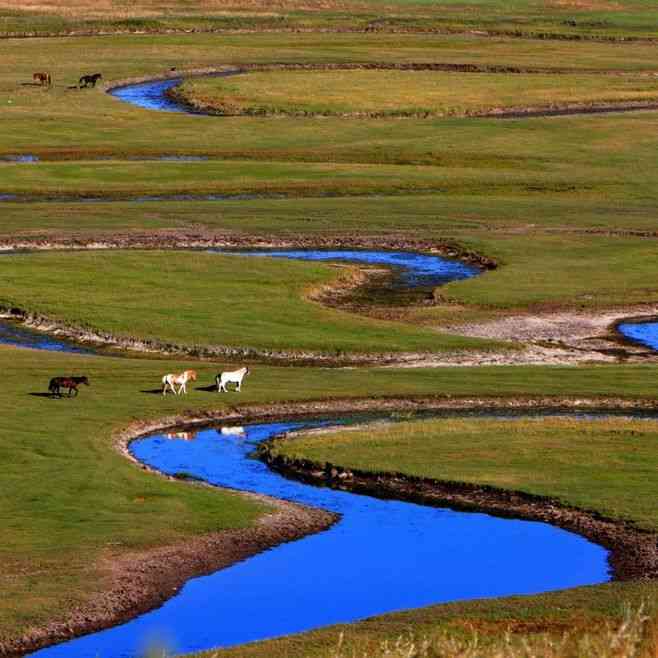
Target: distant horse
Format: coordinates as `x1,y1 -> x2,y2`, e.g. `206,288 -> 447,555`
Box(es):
216,367 -> 250,393
49,376 -> 89,398
162,370 -> 197,396
33,72 -> 52,87
79,73 -> 102,88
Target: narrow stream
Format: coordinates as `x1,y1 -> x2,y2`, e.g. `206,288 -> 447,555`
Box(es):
30,412 -> 610,658
0,249 -> 479,353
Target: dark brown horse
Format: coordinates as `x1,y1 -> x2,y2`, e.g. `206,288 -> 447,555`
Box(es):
49,376 -> 90,398
79,73 -> 102,88
33,72 -> 52,87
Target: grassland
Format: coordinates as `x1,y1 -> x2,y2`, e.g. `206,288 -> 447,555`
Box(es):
274,416 -> 658,527
8,345 -> 658,642
1,240 -> 658,359
0,250 -> 496,355
2,0 -> 658,39
2,8 -> 658,656
176,69 -> 658,117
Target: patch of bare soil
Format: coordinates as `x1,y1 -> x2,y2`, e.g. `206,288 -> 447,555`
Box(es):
444,306 -> 658,364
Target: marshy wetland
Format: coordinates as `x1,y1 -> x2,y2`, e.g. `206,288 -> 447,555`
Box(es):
2,4 -> 658,657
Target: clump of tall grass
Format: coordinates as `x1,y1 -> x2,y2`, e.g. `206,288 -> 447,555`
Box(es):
328,604 -> 655,658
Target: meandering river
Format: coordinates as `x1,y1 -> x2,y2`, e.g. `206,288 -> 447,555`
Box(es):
30,413 -> 609,658
9,74 -> 646,657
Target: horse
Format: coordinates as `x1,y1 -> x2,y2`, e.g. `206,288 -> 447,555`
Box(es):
33,72 -> 52,87
79,73 -> 102,88
216,367 -> 250,393
161,370 -> 197,396
49,376 -> 89,398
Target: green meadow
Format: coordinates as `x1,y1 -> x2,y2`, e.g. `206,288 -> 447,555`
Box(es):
1,5 -> 658,655
177,69 -> 658,117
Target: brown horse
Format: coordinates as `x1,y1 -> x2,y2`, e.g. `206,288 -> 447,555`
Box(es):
33,72 -> 52,87
49,376 -> 90,398
79,73 -> 102,88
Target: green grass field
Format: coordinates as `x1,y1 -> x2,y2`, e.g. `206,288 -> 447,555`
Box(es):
177,69 -> 658,117
2,0 -> 658,39
2,5 -> 658,655
0,250 -> 497,354
274,416 -> 658,527
4,343 -> 658,642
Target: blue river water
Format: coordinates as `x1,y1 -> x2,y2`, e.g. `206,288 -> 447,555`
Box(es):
0,318 -> 94,354
617,320 -> 658,352
211,248 -> 480,288
31,416 -> 609,658
109,78 -> 187,113
0,249 -> 479,354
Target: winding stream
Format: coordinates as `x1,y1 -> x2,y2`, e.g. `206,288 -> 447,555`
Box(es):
31,413 -> 610,658
9,74 -> 648,657
0,248 -> 479,353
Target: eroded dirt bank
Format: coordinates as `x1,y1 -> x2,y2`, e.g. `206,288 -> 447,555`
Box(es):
251,397 -> 658,583
3,395 -> 658,656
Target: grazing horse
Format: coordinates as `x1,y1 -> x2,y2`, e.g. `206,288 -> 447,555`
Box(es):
161,370 -> 197,396
49,376 -> 89,398
33,72 -> 52,87
79,73 -> 102,88
216,367 -> 250,393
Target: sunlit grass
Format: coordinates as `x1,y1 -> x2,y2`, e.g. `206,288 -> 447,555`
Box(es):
177,70 -> 658,117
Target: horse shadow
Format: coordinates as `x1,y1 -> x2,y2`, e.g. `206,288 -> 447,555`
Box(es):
29,392 -> 59,398
195,384 -> 218,393
141,388 -> 164,395
21,82 -> 42,87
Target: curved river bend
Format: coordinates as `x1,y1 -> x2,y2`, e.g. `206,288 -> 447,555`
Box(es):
13,76 -> 622,657
0,248 -> 479,354
31,414 -> 609,658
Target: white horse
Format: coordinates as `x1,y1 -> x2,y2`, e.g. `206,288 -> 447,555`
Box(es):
216,367 -> 250,393
162,369 -> 197,396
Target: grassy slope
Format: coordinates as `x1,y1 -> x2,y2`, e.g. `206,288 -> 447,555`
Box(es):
0,238 -> 657,356
177,69 -> 658,117
4,342 -> 658,639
